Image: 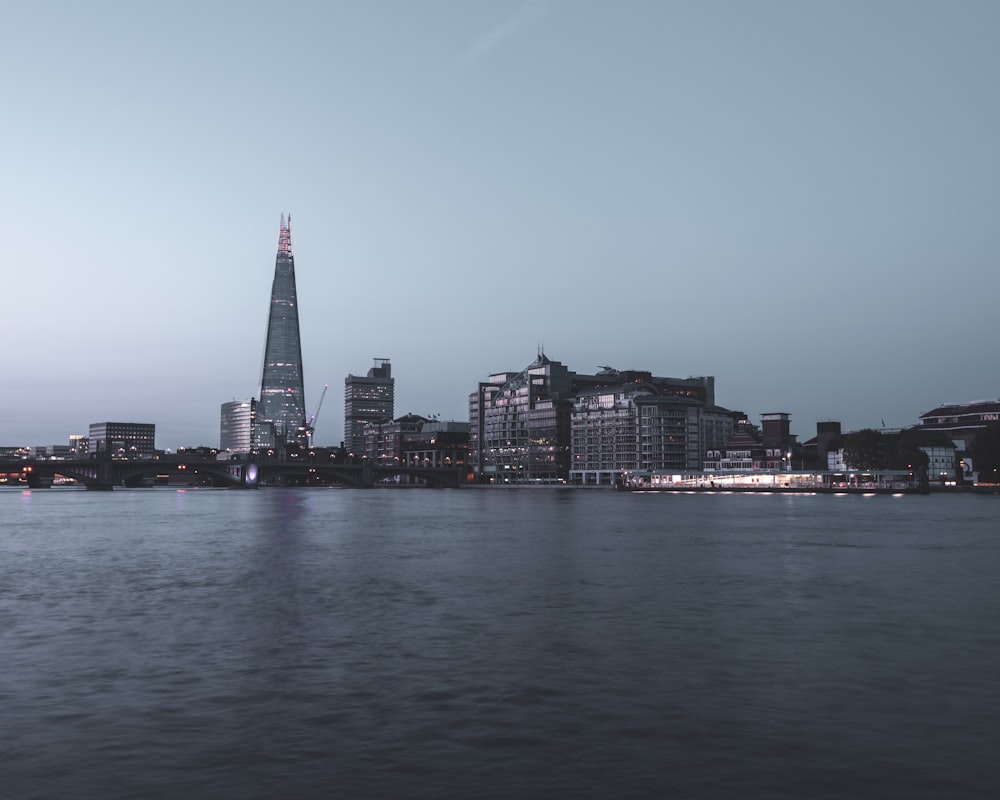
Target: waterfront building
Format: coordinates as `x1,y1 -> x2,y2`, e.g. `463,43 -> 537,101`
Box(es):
899,429 -> 958,484
344,358 -> 394,455
0,446 -> 30,459
403,420 -> 470,469
570,375 -> 733,485
470,353 -> 724,484
31,445 -> 73,460
357,415 -> 469,485
761,412 -> 796,469
69,434 -> 88,458
918,399 -> 1000,451
361,412 -> 427,464
469,353 -> 585,483
704,416 -> 765,471
220,399 -> 256,455
255,214 -> 308,450
88,422 -> 155,459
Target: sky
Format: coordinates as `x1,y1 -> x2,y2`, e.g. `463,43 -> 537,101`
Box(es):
2,0 -> 998,450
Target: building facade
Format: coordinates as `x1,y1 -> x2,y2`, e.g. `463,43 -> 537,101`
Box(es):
220,399 -> 256,454
403,421 -> 470,469
469,354 -> 582,483
344,358 -> 394,455
256,214 -> 308,449
470,354 -> 727,484
361,412 -> 426,464
88,422 -> 156,459
919,399 -> 1000,451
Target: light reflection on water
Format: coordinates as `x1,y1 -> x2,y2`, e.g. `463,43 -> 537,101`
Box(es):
1,488 -> 998,799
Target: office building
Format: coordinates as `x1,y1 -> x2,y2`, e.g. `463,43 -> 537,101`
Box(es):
256,214 -> 308,449
570,372 -> 731,485
344,358 -> 394,454
469,353 -> 724,484
88,422 -> 155,459
220,399 -> 256,454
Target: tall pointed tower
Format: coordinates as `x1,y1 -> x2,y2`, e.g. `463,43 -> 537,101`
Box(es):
256,214 -> 308,449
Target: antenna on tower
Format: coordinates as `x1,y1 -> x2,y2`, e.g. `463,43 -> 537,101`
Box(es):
277,213 -> 293,256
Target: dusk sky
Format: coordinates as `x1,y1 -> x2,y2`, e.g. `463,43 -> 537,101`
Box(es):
3,0 -> 998,450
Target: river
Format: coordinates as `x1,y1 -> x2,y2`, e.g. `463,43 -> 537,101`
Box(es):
2,487 -> 998,798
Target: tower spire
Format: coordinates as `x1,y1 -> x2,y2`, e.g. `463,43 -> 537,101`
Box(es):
277,212 -> 293,256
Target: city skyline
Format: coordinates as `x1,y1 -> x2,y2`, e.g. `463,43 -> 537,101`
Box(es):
3,1 -> 999,450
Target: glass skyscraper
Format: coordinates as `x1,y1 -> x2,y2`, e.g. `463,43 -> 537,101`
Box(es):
256,214 -> 308,449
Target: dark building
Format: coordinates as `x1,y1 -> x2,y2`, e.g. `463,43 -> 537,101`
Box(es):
344,358 -> 394,455
403,421 -> 470,470
256,214 -> 308,449
760,412 -> 795,469
88,422 -> 155,459
361,412 -> 426,465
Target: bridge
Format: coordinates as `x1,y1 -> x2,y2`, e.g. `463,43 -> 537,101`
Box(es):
0,455 -> 467,491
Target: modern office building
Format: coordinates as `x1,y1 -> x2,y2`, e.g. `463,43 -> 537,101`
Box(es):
88,422 -> 155,459
570,372 -> 732,485
220,399 -> 256,454
344,358 -> 394,455
469,353 -> 581,483
255,214 -> 308,449
469,352 -> 724,484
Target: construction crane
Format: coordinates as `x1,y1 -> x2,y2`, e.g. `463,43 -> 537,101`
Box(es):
307,384 -> 328,447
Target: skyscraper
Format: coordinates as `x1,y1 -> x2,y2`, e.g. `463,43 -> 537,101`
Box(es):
256,214 -> 308,449
344,358 -> 394,455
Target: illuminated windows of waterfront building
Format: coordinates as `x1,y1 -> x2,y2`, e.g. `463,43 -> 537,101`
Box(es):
88,422 -> 156,459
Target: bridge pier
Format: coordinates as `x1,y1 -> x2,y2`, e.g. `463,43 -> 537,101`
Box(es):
24,472 -> 53,489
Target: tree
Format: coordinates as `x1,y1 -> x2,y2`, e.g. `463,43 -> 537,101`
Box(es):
888,437 -> 929,471
970,422 -> 1000,483
842,429 -> 888,470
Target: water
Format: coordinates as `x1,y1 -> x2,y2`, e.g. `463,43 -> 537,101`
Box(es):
1,487 -> 998,799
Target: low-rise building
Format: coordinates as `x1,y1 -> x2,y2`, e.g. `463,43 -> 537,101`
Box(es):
88,422 -> 156,459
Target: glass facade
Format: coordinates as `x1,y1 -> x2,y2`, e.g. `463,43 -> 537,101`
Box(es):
256,214 -> 308,449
